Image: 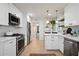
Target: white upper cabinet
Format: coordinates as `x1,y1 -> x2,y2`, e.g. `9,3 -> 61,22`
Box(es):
0,3 -> 8,25
8,3 -> 16,14
64,4 -> 79,26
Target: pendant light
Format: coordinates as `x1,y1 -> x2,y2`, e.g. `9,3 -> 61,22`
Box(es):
56,10 -> 58,23
46,10 -> 50,24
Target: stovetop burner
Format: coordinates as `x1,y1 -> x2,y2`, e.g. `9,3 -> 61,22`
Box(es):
4,33 -> 23,37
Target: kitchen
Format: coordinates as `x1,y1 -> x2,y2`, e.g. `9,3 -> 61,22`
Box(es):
0,3 -> 79,56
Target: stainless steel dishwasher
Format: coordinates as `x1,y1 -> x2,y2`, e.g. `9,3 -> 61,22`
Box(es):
64,38 -> 78,56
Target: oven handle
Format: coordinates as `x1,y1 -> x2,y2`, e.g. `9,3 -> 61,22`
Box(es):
17,37 -> 24,40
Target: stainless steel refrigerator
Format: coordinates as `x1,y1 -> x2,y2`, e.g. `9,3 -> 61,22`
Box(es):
27,22 -> 31,45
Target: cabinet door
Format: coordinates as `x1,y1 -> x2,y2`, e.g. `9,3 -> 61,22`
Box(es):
61,37 -> 64,53
45,35 -> 58,49
58,36 -> 64,53
4,45 -> 16,56
51,35 -> 58,49
64,4 -> 79,26
4,39 -> 16,56
45,35 -> 52,49
0,3 -> 8,25
8,3 -> 16,14
19,13 -> 23,27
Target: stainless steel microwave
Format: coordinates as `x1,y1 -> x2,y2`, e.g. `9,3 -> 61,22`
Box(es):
9,13 -> 20,26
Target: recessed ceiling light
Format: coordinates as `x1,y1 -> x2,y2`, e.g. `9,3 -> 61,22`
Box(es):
46,20 -> 49,24
48,14 -> 51,16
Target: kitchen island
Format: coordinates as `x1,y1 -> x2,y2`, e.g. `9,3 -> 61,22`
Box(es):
44,33 -> 79,56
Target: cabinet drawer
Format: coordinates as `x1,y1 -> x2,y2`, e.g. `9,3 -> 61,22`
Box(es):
4,39 -> 16,46
45,35 -> 51,40
51,36 -> 58,39
45,39 -> 58,49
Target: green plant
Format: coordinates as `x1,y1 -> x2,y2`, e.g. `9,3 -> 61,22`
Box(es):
50,20 -> 56,29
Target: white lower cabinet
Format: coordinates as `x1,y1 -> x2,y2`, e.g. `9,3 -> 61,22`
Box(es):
44,35 -> 58,50
44,34 -> 64,54
4,45 -> 16,56
58,35 -> 64,53
0,37 -> 16,56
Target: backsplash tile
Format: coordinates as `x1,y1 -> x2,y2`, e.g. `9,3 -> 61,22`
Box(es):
0,25 -> 23,36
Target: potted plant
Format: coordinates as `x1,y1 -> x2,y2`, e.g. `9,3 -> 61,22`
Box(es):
49,17 -> 56,31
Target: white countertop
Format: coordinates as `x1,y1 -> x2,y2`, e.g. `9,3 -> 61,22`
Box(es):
44,33 -> 79,42
44,33 -> 58,36
59,34 -> 79,42
0,37 -> 16,42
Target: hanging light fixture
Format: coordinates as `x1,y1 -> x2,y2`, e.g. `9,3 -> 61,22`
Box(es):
56,10 -> 58,20
46,10 -> 49,20
46,10 -> 50,24
56,10 -> 58,23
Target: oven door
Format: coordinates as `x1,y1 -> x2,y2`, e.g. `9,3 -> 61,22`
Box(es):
16,37 -> 25,55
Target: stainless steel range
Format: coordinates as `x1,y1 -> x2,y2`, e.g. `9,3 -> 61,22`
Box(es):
16,34 -> 25,55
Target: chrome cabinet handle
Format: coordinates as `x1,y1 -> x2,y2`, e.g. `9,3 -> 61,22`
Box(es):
9,41 -> 13,44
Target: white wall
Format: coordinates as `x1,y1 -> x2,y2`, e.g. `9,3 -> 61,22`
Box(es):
39,20 -> 44,40
0,26 -> 23,36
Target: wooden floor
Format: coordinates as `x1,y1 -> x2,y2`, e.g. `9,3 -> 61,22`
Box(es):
20,37 -> 63,56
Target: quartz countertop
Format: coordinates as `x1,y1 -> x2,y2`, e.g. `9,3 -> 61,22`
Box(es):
44,33 -> 58,36
44,33 -> 79,42
59,34 -> 79,42
0,37 -> 16,42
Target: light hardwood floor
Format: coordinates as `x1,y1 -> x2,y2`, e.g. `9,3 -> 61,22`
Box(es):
20,37 -> 63,56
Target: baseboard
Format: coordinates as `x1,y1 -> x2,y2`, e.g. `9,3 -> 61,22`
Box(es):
58,49 -> 64,56
46,49 -> 59,51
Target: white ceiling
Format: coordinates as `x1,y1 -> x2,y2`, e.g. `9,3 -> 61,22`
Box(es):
14,3 -> 68,20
